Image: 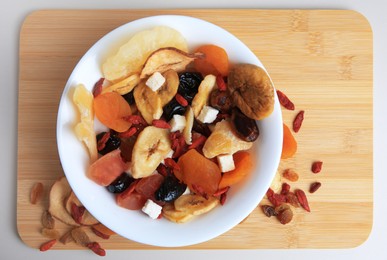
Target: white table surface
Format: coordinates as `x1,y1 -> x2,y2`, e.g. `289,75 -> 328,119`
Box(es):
3,0 -> 386,259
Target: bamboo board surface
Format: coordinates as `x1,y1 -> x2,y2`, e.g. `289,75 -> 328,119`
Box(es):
17,9 -> 373,250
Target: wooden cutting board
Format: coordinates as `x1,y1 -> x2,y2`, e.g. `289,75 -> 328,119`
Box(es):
17,9 -> 373,250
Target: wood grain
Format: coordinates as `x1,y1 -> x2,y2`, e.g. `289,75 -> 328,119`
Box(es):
17,9 -> 373,249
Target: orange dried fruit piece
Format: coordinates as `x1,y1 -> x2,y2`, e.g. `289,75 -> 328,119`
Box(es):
281,123 -> 297,159
202,120 -> 253,158
194,44 -> 229,76
93,91 -> 132,132
218,151 -> 254,189
176,149 -> 221,196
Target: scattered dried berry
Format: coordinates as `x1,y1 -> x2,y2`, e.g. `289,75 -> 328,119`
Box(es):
39,239 -> 57,252
282,169 -> 299,182
30,182 -> 44,205
309,182 -> 322,193
59,230 -> 74,245
71,203 -> 86,224
91,226 -> 110,240
87,242 -> 106,256
280,182 -> 291,195
285,192 -> 300,208
261,205 -> 276,217
276,90 -> 295,110
71,227 -> 91,247
275,204 -> 293,224
293,110 -> 304,133
295,189 -> 311,212
311,161 -> 323,173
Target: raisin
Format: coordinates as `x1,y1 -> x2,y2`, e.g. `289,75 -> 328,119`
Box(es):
155,175 -> 187,202
163,98 -> 186,121
178,72 -> 203,102
106,172 -> 134,193
96,132 -> 121,155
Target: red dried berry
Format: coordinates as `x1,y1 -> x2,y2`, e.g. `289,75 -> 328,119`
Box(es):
92,78 -> 104,97
97,131 -> 110,151
39,239 -> 57,252
293,110 -> 305,133
71,203 -> 86,224
163,158 -> 180,171
213,186 -> 230,197
295,189 -> 311,212
124,114 -> 147,125
118,126 -> 137,138
311,161 -> 323,173
87,242 -> 106,256
309,182 -> 322,193
91,227 -> 110,240
216,74 -> 227,91
152,119 -> 171,129
276,90 -> 295,110
188,135 -> 207,150
175,93 -> 188,107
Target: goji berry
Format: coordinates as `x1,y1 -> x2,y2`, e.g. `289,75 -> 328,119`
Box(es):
220,192 -> 227,205
123,114 -> 147,125
188,134 -> 207,150
92,78 -> 104,97
87,242 -> 106,256
281,182 -> 291,195
309,182 -> 322,193
295,189 -> 310,212
293,110 -> 304,133
39,239 -> 57,252
118,126 -> 137,138
213,186 -> 230,197
97,131 -> 110,151
216,74 -> 227,91
71,203 -> 86,224
152,119 -> 171,129
311,161 -> 323,173
276,90 -> 295,110
175,93 -> 188,107
164,158 -> 180,171
91,226 -> 110,240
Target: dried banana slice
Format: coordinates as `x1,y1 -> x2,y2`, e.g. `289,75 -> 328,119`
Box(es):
102,73 -> 140,95
131,126 -> 172,178
162,203 -> 195,223
191,74 -> 217,117
158,70 -> 179,107
183,106 -> 194,145
133,82 -> 163,124
174,194 -> 219,216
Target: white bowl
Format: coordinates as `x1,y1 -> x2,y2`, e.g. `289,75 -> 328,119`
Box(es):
56,15 -> 282,247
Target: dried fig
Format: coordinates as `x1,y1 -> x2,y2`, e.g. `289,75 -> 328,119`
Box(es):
228,64 -> 274,120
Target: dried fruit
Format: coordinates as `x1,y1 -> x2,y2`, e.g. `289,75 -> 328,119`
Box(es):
194,44 -> 229,76
162,203 -> 195,223
92,77 -> 105,97
276,90 -> 295,110
231,108 -> 259,142
92,223 -> 116,237
228,63 -> 274,120
140,47 -> 203,79
174,194 -> 219,215
282,169 -> 299,182
41,210 -> 55,229
281,123 -> 297,159
218,151 -> 254,189
293,110 -> 305,133
87,242 -> 106,256
39,239 -> 57,252
311,161 -> 323,173
191,74 -> 217,117
152,119 -> 171,129
101,73 -> 140,95
183,106 -> 194,145
41,228 -> 60,239
261,205 -> 276,217
59,230 -> 74,244
295,189 -> 311,212
71,227 -> 91,247
309,182 -> 322,193
30,182 -> 44,205
102,26 -> 188,82
133,81 -> 163,124
275,204 -> 293,224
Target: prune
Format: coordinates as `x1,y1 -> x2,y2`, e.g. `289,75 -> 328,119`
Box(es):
232,108 -> 259,142
106,172 -> 134,193
96,132 -> 121,155
192,119 -> 212,137
178,72 -> 203,102
122,91 -> 135,105
155,175 -> 187,202
163,98 -> 186,121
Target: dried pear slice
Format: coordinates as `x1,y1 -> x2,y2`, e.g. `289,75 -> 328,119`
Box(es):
191,74 -> 217,117
65,191 -> 99,226
103,26 -> 189,82
174,194 -> 219,216
133,82 -> 163,124
102,73 -> 140,95
131,126 -> 172,178
48,177 -> 80,226
140,47 -> 204,79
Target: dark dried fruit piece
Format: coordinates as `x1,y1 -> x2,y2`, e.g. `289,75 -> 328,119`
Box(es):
276,90 -> 295,110
96,131 -> 121,155
30,182 -> 44,205
210,89 -> 233,113
275,204 -> 293,224
293,110 -> 305,133
155,174 -> 187,202
71,227 -> 91,247
231,108 -> 259,142
311,161 -> 323,173
261,205 -> 276,217
59,230 -> 74,245
106,172 -> 134,194
309,182 -> 322,193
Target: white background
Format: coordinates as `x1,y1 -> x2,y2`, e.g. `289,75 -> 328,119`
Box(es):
2,0 -> 385,259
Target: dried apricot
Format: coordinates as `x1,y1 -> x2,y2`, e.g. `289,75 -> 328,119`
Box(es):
281,123 -> 297,159
218,151 -> 254,189
93,92 -> 132,132
194,44 -> 229,76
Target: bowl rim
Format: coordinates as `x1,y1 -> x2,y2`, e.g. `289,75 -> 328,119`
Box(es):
56,14 -> 283,247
